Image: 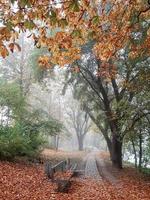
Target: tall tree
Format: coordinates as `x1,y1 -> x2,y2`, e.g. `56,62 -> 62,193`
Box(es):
66,100 -> 91,150
63,45 -> 150,168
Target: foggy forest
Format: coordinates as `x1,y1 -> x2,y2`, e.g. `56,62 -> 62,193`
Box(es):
0,0 -> 150,200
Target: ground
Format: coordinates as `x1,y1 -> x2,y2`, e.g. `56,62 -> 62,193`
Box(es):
0,150 -> 150,200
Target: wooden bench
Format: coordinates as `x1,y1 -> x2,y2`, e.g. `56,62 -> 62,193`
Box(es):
45,160 -> 67,181
56,163 -> 77,192
45,160 -> 77,192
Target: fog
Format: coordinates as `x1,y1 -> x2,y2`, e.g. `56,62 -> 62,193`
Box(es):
0,33 -> 107,153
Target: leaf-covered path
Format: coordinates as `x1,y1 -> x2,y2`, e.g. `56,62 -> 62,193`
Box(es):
0,159 -> 150,200
96,155 -> 119,185
84,152 -> 102,180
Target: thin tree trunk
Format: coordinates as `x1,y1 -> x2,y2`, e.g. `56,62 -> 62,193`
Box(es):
19,34 -> 25,96
138,131 -> 142,171
131,138 -> 137,168
56,135 -> 59,151
78,135 -> 84,151
54,135 -> 59,151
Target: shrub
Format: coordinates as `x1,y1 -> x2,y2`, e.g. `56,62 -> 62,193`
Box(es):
0,124 -> 45,160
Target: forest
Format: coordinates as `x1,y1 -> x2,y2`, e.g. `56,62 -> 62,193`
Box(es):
0,0 -> 150,200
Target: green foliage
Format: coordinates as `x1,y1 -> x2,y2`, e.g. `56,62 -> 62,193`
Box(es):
69,0 -> 80,12
0,124 -> 45,160
140,168 -> 150,176
0,83 -> 25,119
143,138 -> 150,167
29,48 -> 48,82
92,16 -> 100,25
24,20 -> 35,30
0,82 -> 63,160
40,119 -> 63,136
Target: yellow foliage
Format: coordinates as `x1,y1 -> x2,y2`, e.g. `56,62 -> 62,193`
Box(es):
0,0 -> 149,68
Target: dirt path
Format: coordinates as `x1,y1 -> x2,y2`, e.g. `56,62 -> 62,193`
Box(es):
83,152 -> 123,199
95,155 -> 120,185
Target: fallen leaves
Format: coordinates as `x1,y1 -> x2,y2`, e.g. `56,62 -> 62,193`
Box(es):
0,161 -> 150,200
0,161 -> 54,200
54,171 -> 73,181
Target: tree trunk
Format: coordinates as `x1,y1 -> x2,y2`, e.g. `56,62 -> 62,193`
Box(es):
131,138 -> 137,168
78,136 -> 84,151
100,128 -> 123,169
54,135 -> 59,151
105,137 -> 112,157
138,131 -> 142,171
111,135 -> 123,169
56,135 -> 59,151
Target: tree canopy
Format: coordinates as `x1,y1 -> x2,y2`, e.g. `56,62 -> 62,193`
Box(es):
0,0 -> 150,69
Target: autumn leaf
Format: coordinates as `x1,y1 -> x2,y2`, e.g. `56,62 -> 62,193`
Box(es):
0,0 -> 149,67
14,43 -> 21,52
58,19 -> 68,28
8,42 -> 21,53
8,43 -> 15,53
38,55 -> 51,68
0,46 -> 9,58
